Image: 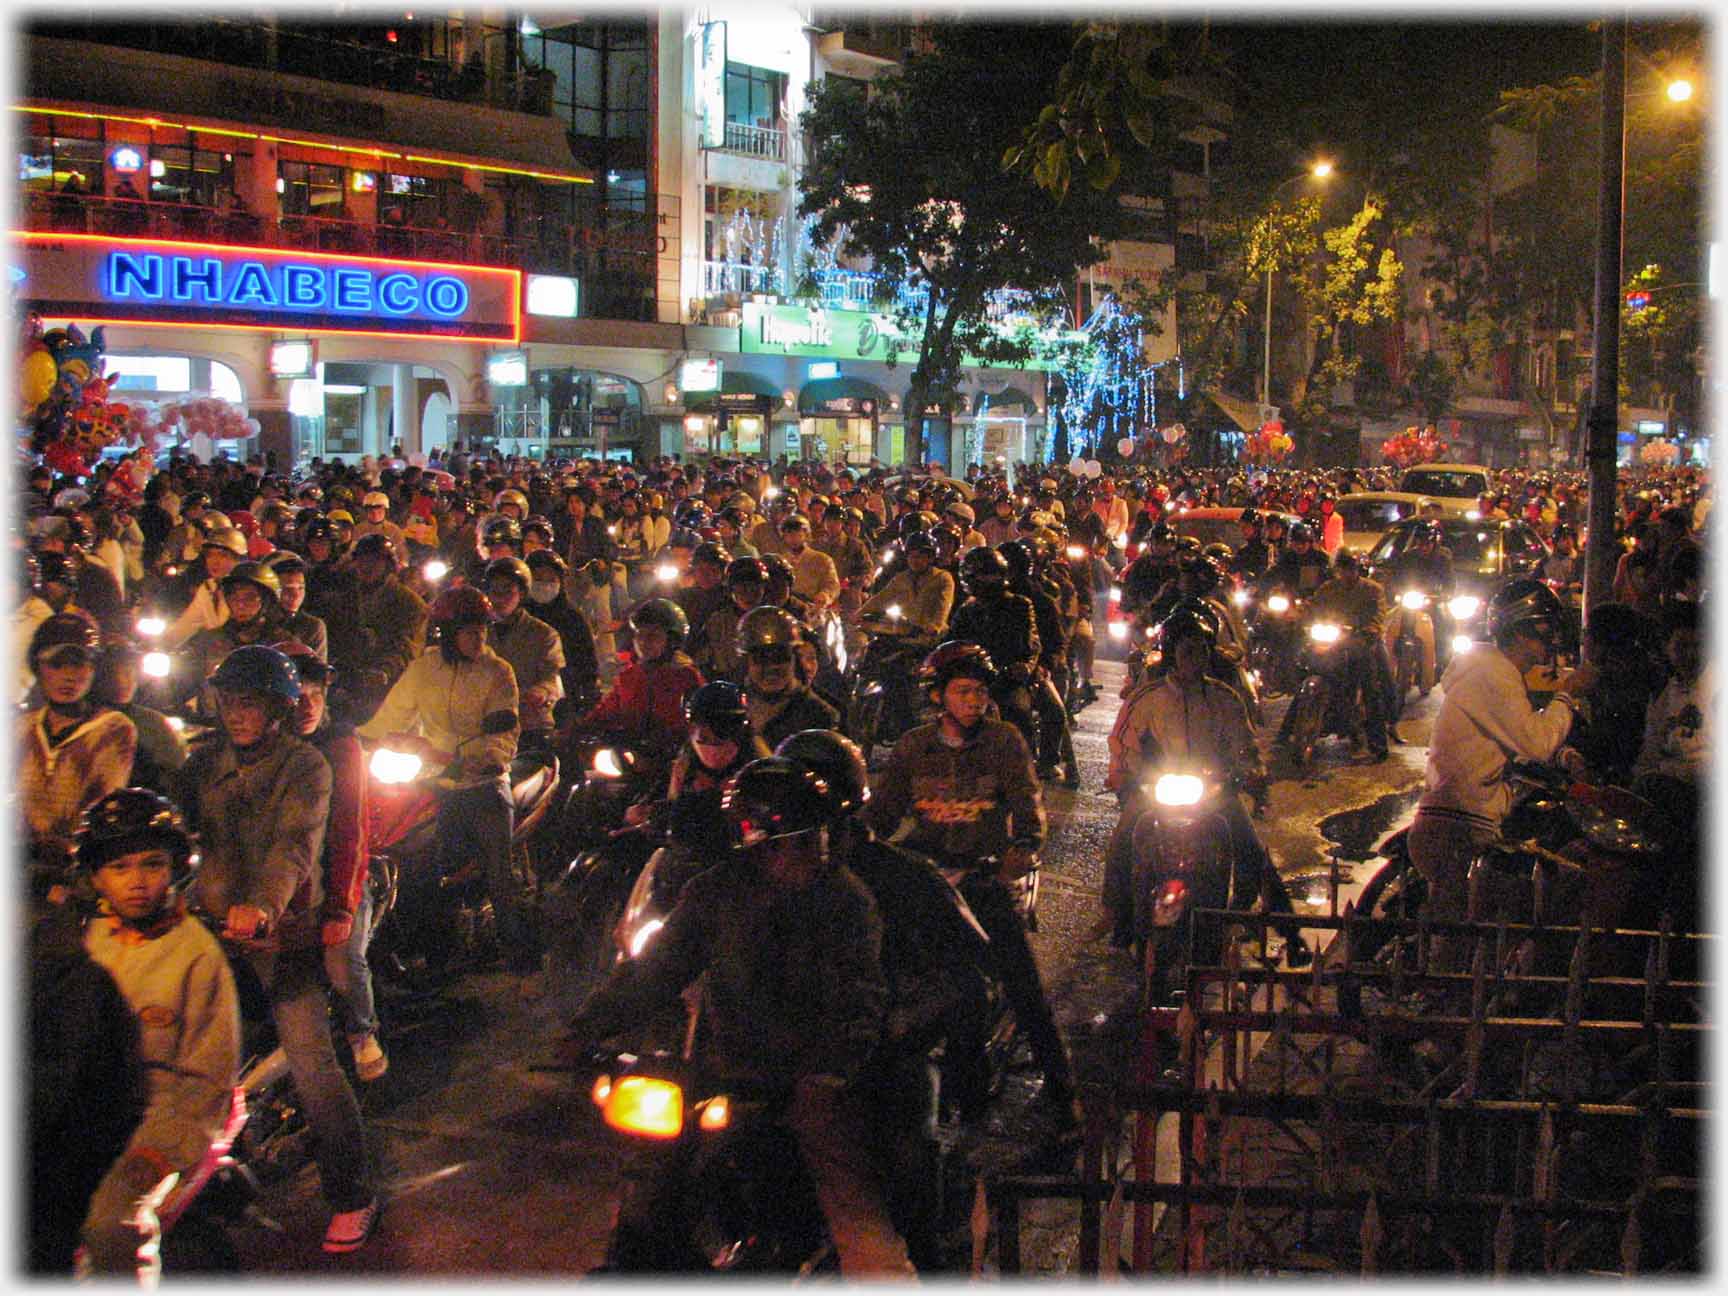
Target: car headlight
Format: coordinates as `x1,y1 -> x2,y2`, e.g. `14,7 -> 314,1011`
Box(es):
1266,594 -> 1291,614
1448,595 -> 1481,620
1400,590 -> 1428,611
1309,622 -> 1342,645
1153,773 -> 1206,807
369,748 -> 423,784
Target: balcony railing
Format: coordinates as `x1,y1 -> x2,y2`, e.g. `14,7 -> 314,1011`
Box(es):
709,121 -> 787,162
810,267 -> 929,317
704,259 -> 784,298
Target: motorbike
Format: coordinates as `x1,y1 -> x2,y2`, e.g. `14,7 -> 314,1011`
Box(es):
844,611 -> 935,764
1282,619 -> 1379,771
365,710 -> 560,986
1123,629 -> 1263,726
1246,590 -> 1306,699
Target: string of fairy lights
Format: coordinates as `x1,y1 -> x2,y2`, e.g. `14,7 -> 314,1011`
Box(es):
1057,294 -> 1160,458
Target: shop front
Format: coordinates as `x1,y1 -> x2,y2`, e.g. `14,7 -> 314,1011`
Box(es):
798,375 -> 887,465
681,368 -> 782,458
969,385 -> 1040,467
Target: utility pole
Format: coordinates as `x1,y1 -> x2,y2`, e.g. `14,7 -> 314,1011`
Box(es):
1583,16 -> 1626,619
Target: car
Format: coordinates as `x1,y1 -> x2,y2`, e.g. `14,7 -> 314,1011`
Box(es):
1364,515 -> 1551,654
1166,505 -> 1303,551
1394,463 -> 1493,516
1334,491 -> 1436,555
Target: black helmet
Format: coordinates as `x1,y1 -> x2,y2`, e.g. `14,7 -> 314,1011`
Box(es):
29,610 -> 102,672
210,644 -> 301,702
35,550 -> 76,589
1153,598 -> 1221,652
901,529 -> 937,556
1287,521 -> 1316,544
301,516 -> 339,546
1145,522 -> 1176,546
685,680 -> 751,739
629,597 -> 688,646
918,639 -> 998,692
775,729 -> 869,817
483,555 -> 533,593
1488,577 -> 1566,649
525,548 -> 567,577
1413,520 -> 1444,546
350,532 -> 398,565
482,517 -> 523,550
759,552 -> 795,586
521,516 -> 556,545
1333,547 -> 1361,571
998,539 -> 1034,580
220,560 -> 282,603
899,511 -> 939,537
959,545 -> 1010,594
1239,508 -> 1262,530
74,788 -> 199,889
738,604 -> 800,653
665,528 -> 702,552
721,756 -> 831,847
726,556 -> 769,590
1177,552 -> 1224,594
691,541 -> 733,569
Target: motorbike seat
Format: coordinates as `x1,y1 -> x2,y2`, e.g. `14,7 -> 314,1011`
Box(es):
509,753 -> 557,814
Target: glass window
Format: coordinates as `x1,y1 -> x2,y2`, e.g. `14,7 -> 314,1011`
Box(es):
724,61 -> 785,127
380,173 -> 451,226
280,161 -> 347,218
151,140 -> 238,207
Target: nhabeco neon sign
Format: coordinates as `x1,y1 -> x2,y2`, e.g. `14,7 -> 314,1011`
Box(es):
13,234 -> 521,342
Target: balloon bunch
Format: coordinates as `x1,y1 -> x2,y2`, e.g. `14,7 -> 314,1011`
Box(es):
1381,424 -> 1447,469
1243,420 -> 1293,464
152,396 -> 262,451
20,316 -> 131,476
1638,437 -> 1680,467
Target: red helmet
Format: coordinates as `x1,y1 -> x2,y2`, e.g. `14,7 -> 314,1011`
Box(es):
429,585 -> 494,627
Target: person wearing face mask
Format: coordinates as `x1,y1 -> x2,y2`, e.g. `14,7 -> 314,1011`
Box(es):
522,549 -> 599,717
22,613 -> 139,886
737,605 -> 839,750
482,556 -> 565,739
620,681 -> 770,836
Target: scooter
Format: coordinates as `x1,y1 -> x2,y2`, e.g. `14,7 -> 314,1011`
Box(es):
1246,590 -> 1306,699
1282,619 -> 1379,771
844,612 -> 934,764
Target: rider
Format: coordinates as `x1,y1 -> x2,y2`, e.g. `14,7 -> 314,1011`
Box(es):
1282,548 -> 1393,761
1101,604 -> 1309,965
91,640 -> 187,798
1231,509 -> 1275,585
1380,519 -> 1456,696
1000,540 -> 1079,787
261,550 -> 329,661
359,588 -> 540,989
578,598 -> 705,769
179,645 -> 378,1254
70,788 -> 240,1280
1119,522 -> 1181,625
565,756 -> 918,1277
317,533 -> 428,724
523,547 -> 600,717
858,530 -> 954,642
947,546 -> 1042,755
737,605 -> 841,749
482,555 -> 566,739
1260,519 -> 1332,600
777,512 -> 842,614
868,641 -> 1080,1137
1409,579 -> 1599,971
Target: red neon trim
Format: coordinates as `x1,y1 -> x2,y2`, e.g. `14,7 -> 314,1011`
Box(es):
35,314 -> 519,346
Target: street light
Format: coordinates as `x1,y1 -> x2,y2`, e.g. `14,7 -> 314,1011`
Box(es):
1261,162 -> 1337,411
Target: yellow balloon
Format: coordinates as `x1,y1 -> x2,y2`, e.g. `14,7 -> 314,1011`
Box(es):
20,348 -> 56,406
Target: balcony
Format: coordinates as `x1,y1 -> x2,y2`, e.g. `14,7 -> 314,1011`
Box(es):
707,121 -> 787,162
704,260 -> 784,299
809,267 -> 928,317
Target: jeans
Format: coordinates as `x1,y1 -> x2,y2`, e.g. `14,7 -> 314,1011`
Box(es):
324,885 -> 379,1039
955,871 -> 1074,1099
438,780 -> 539,975
251,945 -> 372,1211
1406,810 -> 1499,975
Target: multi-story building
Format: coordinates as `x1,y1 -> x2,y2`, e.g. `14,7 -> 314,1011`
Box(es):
13,7 -> 1067,470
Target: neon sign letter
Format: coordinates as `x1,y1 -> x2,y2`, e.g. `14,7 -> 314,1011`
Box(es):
107,251 -> 161,300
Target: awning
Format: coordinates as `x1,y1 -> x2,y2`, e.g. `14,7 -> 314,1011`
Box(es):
800,375 -> 888,417
1204,391 -> 1262,433
972,386 -> 1038,414
683,368 -> 783,412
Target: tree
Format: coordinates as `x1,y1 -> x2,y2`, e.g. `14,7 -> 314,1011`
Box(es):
798,23 -> 1128,464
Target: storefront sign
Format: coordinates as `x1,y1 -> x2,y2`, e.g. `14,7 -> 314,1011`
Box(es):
697,22 -> 727,150
14,233 -> 520,342
812,396 -> 875,416
740,301 -> 1078,372
680,357 -> 721,392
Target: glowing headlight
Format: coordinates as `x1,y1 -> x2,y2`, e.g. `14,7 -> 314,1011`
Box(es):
656,563 -> 679,583
697,1095 -> 732,1132
1309,622 -> 1342,645
1066,545 -> 1085,560
1153,773 -> 1206,807
764,487 -> 781,500
592,747 -> 624,778
423,559 -> 449,583
1113,533 -> 1128,549
1163,500 -> 1176,512
1452,634 -> 1474,655
1231,589 -> 1250,608
166,715 -> 185,733
141,651 -> 172,679
369,748 -> 424,784
1267,594 -> 1291,614
1465,510 -> 1481,521
1448,595 -> 1481,620
1108,622 -> 1128,642
1400,590 -> 1428,611
1109,586 -> 1122,602
886,604 -> 903,621
601,1075 -> 684,1139
881,549 -> 895,564
627,918 -> 664,958
607,525 -> 617,536
135,615 -> 166,638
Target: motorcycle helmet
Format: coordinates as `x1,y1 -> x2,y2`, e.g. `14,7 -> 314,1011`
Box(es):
525,548 -> 567,578
276,637 -> 335,688
685,680 -> 751,740
1333,547 -> 1361,571
665,528 -> 702,552
1487,578 -> 1567,650
1177,552 -> 1225,595
959,545 -> 1010,595
33,551 -> 77,594
1144,522 -> 1176,547
721,757 -> 832,848
1412,520 -> 1444,547
429,585 -> 495,628
917,639 -> 998,693
350,532 -> 399,566
775,729 -> 869,817
201,525 -> 248,558
759,552 -> 795,589
629,598 -> 689,647
522,516 -> 557,547
901,530 -> 937,556
361,490 -> 391,511
1202,542 -> 1235,568
691,541 -> 733,570
300,516 -> 339,548
1238,508 -> 1262,532
29,610 -> 102,672
900,511 -> 940,538
482,517 -> 523,551
1153,598 -> 1221,652
737,605 -> 800,653
726,556 -> 770,592
483,555 -> 533,594
1287,521 -> 1316,544
494,488 -> 529,516
262,550 -> 307,579
74,788 -> 199,890
998,539 -> 1034,581
209,644 -> 301,703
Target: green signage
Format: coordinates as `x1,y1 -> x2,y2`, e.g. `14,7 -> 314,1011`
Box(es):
739,301 -> 1077,372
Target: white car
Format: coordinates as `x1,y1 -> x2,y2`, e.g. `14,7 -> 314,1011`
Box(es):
1395,463 -> 1493,517
1334,491 -> 1436,556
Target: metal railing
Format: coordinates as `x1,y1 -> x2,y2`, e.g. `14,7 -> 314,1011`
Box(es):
25,192 -> 266,245
702,259 -> 783,298
710,121 -> 787,161
809,266 -> 929,316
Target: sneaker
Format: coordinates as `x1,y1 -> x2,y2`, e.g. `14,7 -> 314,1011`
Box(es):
348,1033 -> 388,1083
322,1198 -> 380,1254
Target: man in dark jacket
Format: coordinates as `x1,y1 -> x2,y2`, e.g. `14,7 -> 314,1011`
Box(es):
737,605 -> 839,748
316,533 -> 427,723
947,545 -> 1041,756
524,549 -> 599,714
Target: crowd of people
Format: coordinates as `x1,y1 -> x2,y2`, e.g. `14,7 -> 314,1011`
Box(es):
20,437 -> 1710,1276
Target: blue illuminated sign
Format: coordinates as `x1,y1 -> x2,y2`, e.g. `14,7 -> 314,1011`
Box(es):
105,251 -> 470,319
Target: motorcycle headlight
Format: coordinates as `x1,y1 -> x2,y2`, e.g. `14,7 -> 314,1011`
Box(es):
423,559 -> 449,583
1109,586 -> 1122,602
141,651 -> 172,679
655,563 -> 679,584
1231,589 -> 1251,608
886,604 -> 903,621
1108,622 -> 1128,642
1114,533 -> 1129,549
696,1095 -> 732,1132
166,715 -> 186,733
1066,545 -> 1086,560
1400,590 -> 1428,611
592,747 -> 625,779
1465,510 -> 1482,521
1452,634 -> 1475,656
601,1075 -> 685,1139
1309,622 -> 1342,645
881,549 -> 895,564
627,919 -> 664,958
135,615 -> 166,638
369,747 -> 423,784
1153,773 -> 1206,807
1448,595 -> 1481,620
1266,594 -> 1291,614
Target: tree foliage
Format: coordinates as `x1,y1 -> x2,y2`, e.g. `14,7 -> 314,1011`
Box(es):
797,23 -> 1126,462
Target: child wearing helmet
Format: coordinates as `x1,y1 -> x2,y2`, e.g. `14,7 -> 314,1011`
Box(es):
576,598 -> 705,767
68,789 -> 241,1279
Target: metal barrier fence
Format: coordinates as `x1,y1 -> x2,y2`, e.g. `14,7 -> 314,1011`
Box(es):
986,902 -> 1708,1277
